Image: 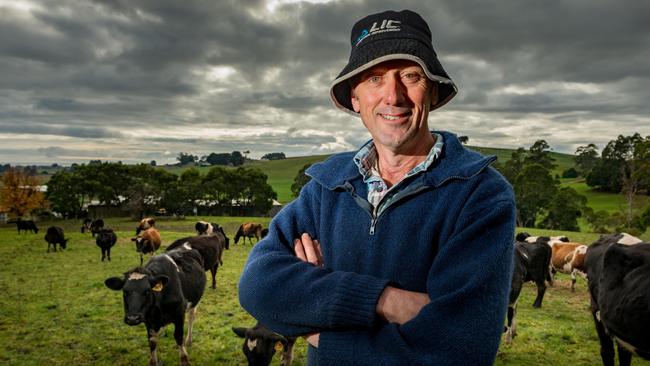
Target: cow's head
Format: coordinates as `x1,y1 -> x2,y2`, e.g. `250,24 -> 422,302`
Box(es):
232,324 -> 290,366
60,238 -> 68,250
132,237 -> 150,253
105,271 -> 169,326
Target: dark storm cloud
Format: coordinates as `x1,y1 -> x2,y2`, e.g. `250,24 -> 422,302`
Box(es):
0,0 -> 649,164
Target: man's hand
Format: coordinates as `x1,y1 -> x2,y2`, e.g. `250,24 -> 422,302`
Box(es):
376,286 -> 430,325
293,233 -> 323,267
294,233 -> 323,347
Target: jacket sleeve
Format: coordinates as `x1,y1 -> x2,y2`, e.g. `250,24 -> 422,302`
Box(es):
317,194 -> 516,366
238,179 -> 391,336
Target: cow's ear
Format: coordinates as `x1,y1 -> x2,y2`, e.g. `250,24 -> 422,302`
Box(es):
232,327 -> 248,338
105,277 -> 125,290
149,275 -> 169,292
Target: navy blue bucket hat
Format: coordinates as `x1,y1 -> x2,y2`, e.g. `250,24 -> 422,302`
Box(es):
330,9 -> 457,115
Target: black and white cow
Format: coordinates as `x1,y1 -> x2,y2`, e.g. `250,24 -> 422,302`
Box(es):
195,221 -> 231,248
11,219 -> 39,234
96,228 -> 117,262
81,218 -> 92,233
585,233 -> 650,366
514,237 -> 552,308
167,233 -> 229,290
105,246 -> 206,366
44,226 -> 67,252
504,243 -> 528,344
232,322 -> 297,366
89,218 -> 104,237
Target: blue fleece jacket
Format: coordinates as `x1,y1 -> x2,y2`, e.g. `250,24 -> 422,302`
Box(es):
238,131 -> 515,365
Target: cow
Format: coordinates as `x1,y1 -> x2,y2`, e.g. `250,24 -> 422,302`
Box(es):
232,322 -> 297,366
514,237 -> 552,308
81,218 -> 92,233
96,228 -> 117,262
234,222 -> 263,244
166,233 -> 229,290
89,219 -> 104,237
549,241 -> 588,291
44,226 -> 67,252
585,233 -> 650,366
132,227 -> 161,266
105,246 -> 206,366
516,233 -> 570,286
195,221 -> 231,248
504,243 -> 528,344
136,217 -> 156,235
11,219 -> 39,234
260,228 -> 269,239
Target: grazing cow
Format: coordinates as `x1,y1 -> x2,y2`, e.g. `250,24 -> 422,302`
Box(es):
89,219 -> 104,237
136,217 -> 156,235
11,219 -> 39,234
167,233 -> 229,290
81,218 -> 92,233
585,233 -> 650,366
96,228 -> 117,262
132,227 -> 161,265
232,322 -> 297,366
105,246 -> 206,366
234,223 -> 263,244
549,241 -> 588,291
44,226 -> 67,252
260,228 -> 269,239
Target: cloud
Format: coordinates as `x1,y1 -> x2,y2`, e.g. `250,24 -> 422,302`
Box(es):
0,0 -> 648,165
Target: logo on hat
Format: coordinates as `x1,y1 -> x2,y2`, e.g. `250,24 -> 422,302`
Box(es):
354,19 -> 401,46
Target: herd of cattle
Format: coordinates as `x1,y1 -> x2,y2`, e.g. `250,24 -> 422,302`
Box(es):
7,217 -> 650,366
506,232 -> 650,366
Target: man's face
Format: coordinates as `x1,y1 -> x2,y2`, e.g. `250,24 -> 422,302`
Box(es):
351,60 -> 437,154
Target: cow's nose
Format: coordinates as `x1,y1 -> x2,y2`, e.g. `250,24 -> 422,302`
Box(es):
124,314 -> 142,325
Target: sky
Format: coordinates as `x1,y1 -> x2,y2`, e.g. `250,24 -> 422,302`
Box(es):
1,0 -> 649,166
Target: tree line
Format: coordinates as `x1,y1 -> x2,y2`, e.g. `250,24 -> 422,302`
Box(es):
40,162 -> 276,219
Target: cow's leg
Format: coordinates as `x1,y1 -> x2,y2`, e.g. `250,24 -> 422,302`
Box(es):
173,317 -> 189,366
504,302 -> 517,344
532,280 -> 546,308
148,327 -> 162,366
592,312 -> 615,366
570,269 -> 577,292
107,248 -> 111,261
282,339 -> 295,366
140,253 -> 144,266
548,266 -> 555,286
617,343 -> 632,366
47,243 -> 51,253
185,304 -> 198,347
210,266 -> 217,289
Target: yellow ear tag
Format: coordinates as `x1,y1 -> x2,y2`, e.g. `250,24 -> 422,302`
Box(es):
152,282 -> 163,292
274,341 -> 283,352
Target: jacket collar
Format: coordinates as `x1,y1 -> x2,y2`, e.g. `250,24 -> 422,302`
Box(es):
307,131 -> 496,190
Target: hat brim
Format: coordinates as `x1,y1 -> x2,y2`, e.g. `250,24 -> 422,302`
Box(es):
330,38 -> 457,116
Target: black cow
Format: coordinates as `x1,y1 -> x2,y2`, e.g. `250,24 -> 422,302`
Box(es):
44,226 -> 67,252
81,218 -> 92,233
504,243 -> 528,343
585,233 -> 650,366
96,228 -> 117,262
89,219 -> 104,237
167,233 -> 229,290
195,221 -> 231,248
11,219 -> 39,234
514,237 -> 552,308
232,322 -> 297,366
105,246 -> 206,366
260,228 -> 269,239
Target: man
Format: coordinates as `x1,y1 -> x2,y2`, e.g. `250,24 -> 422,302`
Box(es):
239,9 -> 515,365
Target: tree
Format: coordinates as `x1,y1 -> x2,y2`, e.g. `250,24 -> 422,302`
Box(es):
524,140 -> 556,171
538,187 -> 587,231
561,168 -> 578,179
231,151 -> 245,166
494,148 -> 526,184
0,168 -> 47,217
291,163 -> 313,198
45,170 -> 87,218
177,152 -> 198,166
261,152 -> 287,160
513,164 -> 558,227
574,143 -> 599,176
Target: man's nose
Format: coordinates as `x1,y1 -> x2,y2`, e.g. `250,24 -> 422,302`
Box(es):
382,74 -> 406,105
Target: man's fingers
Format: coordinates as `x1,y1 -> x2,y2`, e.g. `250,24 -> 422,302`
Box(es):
313,239 -> 324,267
294,238 -> 307,261
301,233 -> 320,265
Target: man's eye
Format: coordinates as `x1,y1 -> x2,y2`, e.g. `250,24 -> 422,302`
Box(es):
367,75 -> 382,84
403,73 -> 422,82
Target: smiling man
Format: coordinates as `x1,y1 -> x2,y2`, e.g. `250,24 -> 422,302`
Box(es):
239,9 -> 515,365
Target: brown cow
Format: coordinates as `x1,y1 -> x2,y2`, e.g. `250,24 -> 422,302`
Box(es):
132,227 -> 161,265
235,223 -> 263,245
135,217 -> 156,235
550,242 -> 588,291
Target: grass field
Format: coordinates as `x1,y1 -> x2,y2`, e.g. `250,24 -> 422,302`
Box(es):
1,218 -> 649,365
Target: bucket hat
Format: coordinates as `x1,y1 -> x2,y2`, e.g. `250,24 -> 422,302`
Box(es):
330,9 -> 457,115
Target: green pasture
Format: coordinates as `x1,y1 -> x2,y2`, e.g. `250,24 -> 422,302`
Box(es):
1,218 -> 649,365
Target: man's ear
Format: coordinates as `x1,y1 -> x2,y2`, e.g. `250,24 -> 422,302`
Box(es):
351,93 -> 360,112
